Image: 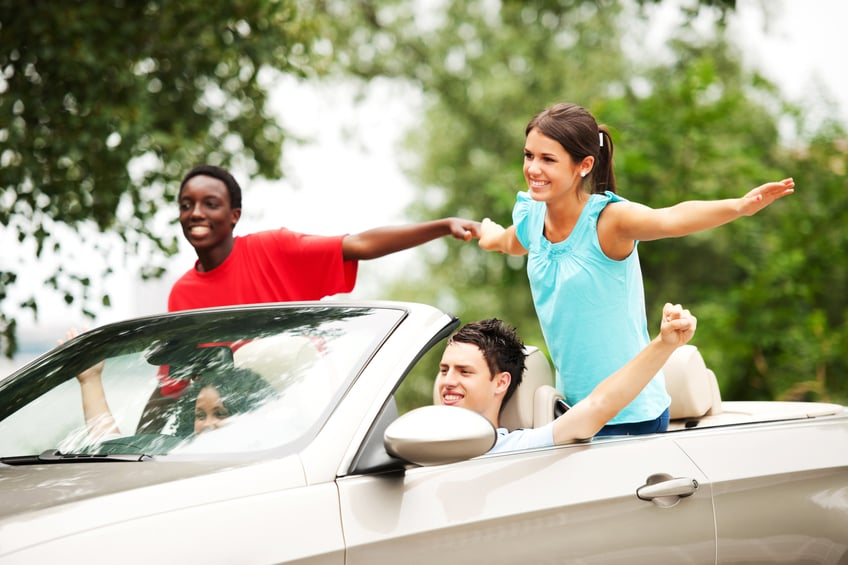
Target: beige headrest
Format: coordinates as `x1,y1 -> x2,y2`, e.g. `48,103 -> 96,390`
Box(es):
500,347 -> 558,430
233,335 -> 321,392
663,344 -> 722,419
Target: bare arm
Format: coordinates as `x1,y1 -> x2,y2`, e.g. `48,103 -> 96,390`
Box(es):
602,178 -> 795,251
63,329 -> 120,440
76,359 -> 120,440
552,303 -> 697,444
478,218 -> 528,256
341,218 -> 481,261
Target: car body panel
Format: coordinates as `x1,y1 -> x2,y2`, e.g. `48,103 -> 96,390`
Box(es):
338,436 -> 716,564
0,300 -> 845,564
672,416 -> 848,563
0,456 -> 331,562
2,481 -> 344,565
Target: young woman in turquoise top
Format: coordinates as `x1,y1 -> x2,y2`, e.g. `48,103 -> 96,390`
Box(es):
479,102 -> 794,435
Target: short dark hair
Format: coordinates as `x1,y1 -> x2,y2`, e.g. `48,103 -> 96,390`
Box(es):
179,164 -> 243,209
448,318 -> 526,410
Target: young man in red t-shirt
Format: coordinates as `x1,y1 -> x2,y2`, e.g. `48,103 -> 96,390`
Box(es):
168,164 -> 482,311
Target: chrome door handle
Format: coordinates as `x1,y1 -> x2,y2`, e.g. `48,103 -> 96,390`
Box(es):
637,474 -> 699,508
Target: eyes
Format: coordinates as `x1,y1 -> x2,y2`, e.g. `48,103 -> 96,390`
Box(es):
195,408 -> 230,421
179,198 -> 225,212
524,151 -> 556,164
439,367 -> 474,377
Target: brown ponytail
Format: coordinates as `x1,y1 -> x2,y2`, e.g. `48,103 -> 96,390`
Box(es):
595,126 -> 616,194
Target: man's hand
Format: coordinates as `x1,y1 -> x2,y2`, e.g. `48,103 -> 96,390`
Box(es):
659,303 -> 697,347
447,218 -> 482,241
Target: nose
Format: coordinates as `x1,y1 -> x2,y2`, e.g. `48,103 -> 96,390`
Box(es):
197,416 -> 222,434
188,201 -> 205,218
440,368 -> 459,387
525,157 -> 541,175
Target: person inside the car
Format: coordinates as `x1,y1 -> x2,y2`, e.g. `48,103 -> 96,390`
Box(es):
70,340 -> 273,442
181,367 -> 275,436
436,302 -> 696,453
168,164 -> 482,312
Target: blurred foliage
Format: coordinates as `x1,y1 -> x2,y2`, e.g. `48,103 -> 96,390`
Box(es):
0,0 -> 334,355
2,0 -> 845,411
325,0 -> 847,406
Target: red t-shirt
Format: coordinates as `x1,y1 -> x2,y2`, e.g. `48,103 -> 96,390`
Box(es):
168,229 -> 358,311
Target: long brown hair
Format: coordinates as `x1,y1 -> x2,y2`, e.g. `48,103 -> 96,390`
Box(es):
526,102 -> 616,194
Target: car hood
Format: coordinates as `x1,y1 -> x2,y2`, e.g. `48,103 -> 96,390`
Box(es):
0,456 -> 307,557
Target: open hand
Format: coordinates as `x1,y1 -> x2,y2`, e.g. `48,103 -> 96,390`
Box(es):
739,177 -> 795,216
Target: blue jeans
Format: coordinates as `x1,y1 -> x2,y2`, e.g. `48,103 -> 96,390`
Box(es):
595,407 -> 670,437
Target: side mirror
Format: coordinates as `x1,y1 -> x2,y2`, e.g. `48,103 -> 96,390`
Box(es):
384,405 -> 496,466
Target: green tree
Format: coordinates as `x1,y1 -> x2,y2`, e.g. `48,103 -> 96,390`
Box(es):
0,0 -> 332,355
335,0 -> 846,405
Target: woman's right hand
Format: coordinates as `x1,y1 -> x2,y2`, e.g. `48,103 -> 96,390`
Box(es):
478,218 -> 506,251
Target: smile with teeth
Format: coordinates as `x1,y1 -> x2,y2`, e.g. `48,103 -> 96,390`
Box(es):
442,391 -> 463,404
529,179 -> 549,188
190,225 -> 211,236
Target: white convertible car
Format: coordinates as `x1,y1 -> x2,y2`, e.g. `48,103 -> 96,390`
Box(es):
0,301 -> 845,564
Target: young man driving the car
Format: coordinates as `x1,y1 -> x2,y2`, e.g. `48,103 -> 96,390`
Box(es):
436,303 -> 697,452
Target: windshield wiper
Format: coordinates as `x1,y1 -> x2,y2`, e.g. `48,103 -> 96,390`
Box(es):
0,450 -> 152,465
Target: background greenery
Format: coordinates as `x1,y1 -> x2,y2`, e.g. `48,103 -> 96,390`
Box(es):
2,0 -> 845,405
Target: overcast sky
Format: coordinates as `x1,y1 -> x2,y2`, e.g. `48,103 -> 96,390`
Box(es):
4,0 -> 847,370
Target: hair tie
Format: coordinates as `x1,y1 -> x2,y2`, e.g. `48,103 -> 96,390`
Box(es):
599,132 -> 604,148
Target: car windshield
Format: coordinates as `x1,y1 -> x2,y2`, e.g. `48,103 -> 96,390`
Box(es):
0,304 -> 404,459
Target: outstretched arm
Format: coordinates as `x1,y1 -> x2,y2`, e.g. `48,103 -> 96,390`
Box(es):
64,329 -> 120,440
478,218 -> 528,256
606,178 -> 795,244
341,218 -> 481,261
552,303 -> 697,444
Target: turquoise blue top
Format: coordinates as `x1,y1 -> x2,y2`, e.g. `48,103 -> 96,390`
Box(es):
513,191 -> 670,424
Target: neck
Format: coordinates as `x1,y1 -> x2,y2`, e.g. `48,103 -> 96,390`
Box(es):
544,190 -> 588,243
196,238 -> 235,273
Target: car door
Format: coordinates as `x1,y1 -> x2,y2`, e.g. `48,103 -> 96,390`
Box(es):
672,417 -> 848,564
337,434 -> 716,565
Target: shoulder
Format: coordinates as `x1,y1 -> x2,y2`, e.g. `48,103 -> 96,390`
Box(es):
513,191 -> 543,224
594,191 -> 638,222
591,191 -> 628,207
237,229 -> 311,251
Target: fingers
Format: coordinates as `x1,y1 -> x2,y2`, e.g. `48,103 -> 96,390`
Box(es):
661,303 -> 697,343
58,327 -> 80,346
662,302 -> 682,320
451,219 -> 482,241
740,178 -> 795,215
480,217 -> 503,234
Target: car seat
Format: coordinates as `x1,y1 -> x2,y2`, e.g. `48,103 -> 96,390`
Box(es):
663,344 -> 722,420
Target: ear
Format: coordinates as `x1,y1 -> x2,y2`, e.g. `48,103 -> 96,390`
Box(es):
580,155 -> 595,177
494,371 -> 511,396
231,208 -> 242,228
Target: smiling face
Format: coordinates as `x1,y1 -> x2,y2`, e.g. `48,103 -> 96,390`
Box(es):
523,128 -> 593,204
437,341 -> 510,427
178,174 -> 242,262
